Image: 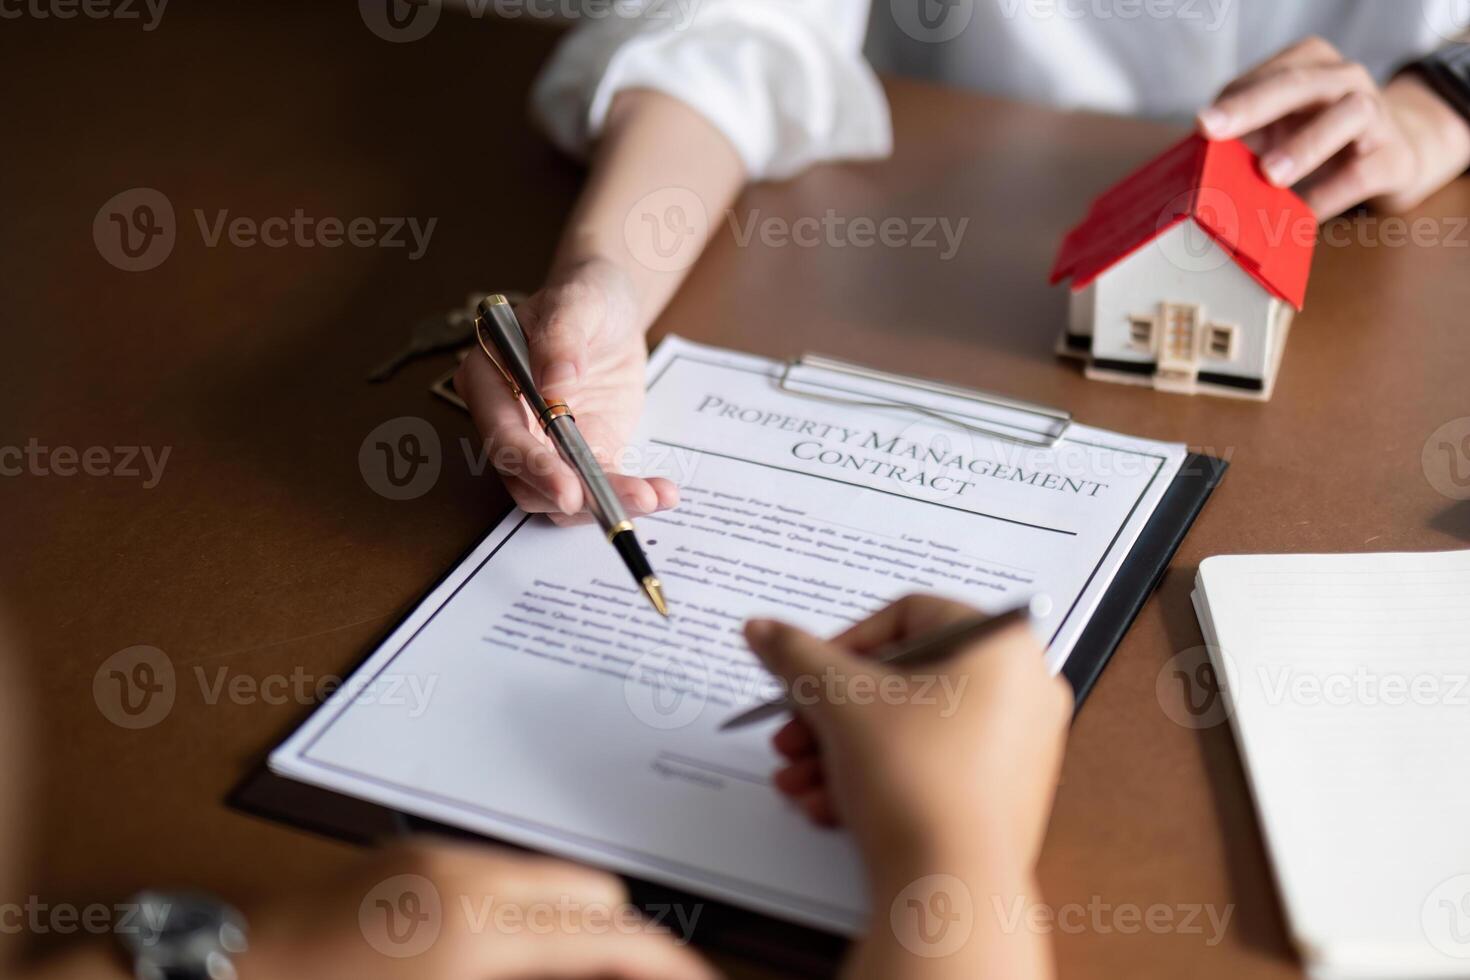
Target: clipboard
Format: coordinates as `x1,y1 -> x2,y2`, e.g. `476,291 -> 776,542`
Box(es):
772,353 -> 1226,704
234,348 -> 1228,976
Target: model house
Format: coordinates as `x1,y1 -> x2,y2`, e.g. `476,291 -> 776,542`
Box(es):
1051,135 -> 1315,400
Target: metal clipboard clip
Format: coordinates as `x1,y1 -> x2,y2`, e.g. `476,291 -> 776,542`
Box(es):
777,353 -> 1072,449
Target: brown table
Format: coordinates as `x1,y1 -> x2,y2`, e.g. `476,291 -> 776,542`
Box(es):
4,2 -> 1467,977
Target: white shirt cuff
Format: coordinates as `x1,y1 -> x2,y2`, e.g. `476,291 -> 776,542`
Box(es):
531,1 -> 892,181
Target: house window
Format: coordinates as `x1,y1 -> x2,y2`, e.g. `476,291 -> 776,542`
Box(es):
1128,316 -> 1155,352
1206,323 -> 1237,360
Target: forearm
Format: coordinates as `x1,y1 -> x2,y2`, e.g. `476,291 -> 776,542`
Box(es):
549,88 -> 746,334
846,837 -> 1057,980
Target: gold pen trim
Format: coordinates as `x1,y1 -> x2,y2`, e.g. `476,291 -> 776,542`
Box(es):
538,401 -> 573,429
484,293 -> 510,306
641,576 -> 668,618
606,519 -> 634,542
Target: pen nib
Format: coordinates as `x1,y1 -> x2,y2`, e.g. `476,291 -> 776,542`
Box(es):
641,577 -> 669,618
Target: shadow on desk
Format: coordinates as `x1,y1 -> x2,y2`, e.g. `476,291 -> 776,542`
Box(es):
1157,570 -> 1296,967
1429,500 -> 1470,543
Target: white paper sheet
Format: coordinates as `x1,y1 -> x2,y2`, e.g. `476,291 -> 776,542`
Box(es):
272,336 -> 1186,933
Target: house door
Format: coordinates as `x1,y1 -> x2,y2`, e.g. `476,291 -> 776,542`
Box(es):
1157,303 -> 1202,378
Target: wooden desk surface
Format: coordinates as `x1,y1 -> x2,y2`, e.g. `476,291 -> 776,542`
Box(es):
4,3 -> 1468,978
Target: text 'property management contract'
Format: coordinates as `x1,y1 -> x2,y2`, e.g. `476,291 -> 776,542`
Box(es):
272,336 -> 1187,932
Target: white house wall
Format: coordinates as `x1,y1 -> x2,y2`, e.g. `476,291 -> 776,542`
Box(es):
1090,220 -> 1275,381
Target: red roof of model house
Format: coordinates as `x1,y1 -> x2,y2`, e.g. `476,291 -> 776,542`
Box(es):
1050,135 -> 1315,311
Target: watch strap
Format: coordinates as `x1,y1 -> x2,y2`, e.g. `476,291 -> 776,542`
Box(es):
1409,43 -> 1470,123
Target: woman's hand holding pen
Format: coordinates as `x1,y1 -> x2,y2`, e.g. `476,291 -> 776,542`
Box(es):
455,257 -> 679,526
745,596 -> 1070,869
744,596 -> 1071,980
457,91 -> 745,523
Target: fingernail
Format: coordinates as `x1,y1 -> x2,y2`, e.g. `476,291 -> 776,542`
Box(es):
1197,107 -> 1229,136
541,360 -> 578,390
1262,152 -> 1294,185
745,619 -> 776,644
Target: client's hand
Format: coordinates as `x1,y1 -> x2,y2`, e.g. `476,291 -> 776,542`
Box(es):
745,597 -> 1071,979
240,839 -> 716,980
744,596 -> 1071,875
20,840 -> 715,980
455,258 -> 679,525
1198,36 -> 1470,218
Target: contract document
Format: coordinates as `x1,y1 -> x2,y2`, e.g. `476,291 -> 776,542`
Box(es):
272,336 -> 1188,933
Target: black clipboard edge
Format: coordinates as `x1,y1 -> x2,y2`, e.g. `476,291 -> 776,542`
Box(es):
1063,451 -> 1228,705
230,453 -> 1226,977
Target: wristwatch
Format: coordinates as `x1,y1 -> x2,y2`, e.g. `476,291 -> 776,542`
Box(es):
1406,43 -> 1470,124
117,891 -> 249,980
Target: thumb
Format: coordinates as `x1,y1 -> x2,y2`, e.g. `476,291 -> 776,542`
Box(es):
745,619 -> 865,723
526,281 -> 600,396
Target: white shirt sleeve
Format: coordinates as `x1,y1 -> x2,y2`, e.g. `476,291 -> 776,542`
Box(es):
530,0 -> 891,181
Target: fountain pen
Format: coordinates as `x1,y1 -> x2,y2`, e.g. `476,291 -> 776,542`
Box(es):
473,295 -> 668,617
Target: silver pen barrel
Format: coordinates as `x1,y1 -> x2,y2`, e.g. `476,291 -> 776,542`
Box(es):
474,295 -> 628,533
543,414 -> 628,532
474,295 -> 667,616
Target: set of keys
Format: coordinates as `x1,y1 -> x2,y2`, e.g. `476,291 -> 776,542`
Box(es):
366,291 -> 527,383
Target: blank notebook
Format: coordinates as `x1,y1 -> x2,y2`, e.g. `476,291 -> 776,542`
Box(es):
1193,551 -> 1470,980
